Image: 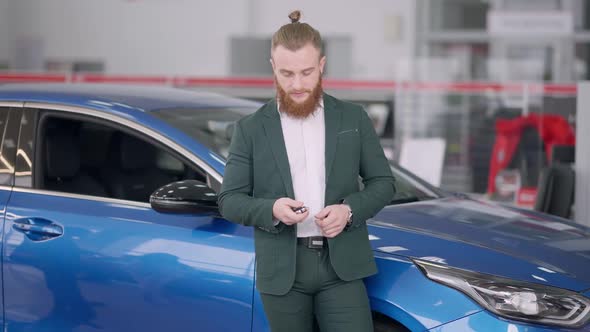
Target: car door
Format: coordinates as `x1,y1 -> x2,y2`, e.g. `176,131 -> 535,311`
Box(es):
0,105 -> 20,328
3,107 -> 255,332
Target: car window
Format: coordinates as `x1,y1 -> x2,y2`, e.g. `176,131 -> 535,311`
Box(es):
36,112 -> 209,203
389,163 -> 444,204
15,108 -> 35,187
0,108 -> 8,145
0,107 -> 12,186
1,108 -> 22,187
151,107 -> 256,159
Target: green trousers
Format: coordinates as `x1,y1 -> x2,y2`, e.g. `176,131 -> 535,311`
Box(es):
260,242 -> 373,332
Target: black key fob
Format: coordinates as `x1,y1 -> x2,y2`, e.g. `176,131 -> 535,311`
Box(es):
292,206 -> 308,214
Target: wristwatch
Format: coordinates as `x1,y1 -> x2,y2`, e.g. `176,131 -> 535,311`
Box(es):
340,200 -> 353,227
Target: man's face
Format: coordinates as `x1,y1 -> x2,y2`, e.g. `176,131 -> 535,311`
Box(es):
271,43 -> 326,118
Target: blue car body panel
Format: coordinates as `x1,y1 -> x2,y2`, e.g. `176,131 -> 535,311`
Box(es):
365,252 -> 482,331
0,84 -> 589,331
367,198 -> 590,291
0,83 -> 262,113
3,192 -> 254,331
0,188 -> 10,327
428,310 -> 590,332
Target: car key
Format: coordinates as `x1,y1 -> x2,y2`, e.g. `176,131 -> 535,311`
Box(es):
292,206 -> 308,214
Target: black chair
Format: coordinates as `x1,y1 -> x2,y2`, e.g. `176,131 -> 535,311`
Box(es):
551,145 -> 575,164
534,145 -> 575,219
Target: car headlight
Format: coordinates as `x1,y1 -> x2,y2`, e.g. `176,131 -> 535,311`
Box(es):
414,259 -> 590,328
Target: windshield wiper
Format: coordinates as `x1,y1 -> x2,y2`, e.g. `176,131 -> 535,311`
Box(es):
389,196 -> 420,205
389,195 -> 437,205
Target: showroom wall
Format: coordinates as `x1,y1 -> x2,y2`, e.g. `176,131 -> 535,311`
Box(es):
254,0 -> 416,79
2,0 -> 416,79
0,0 -> 13,68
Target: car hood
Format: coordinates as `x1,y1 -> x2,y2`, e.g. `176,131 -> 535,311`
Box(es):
367,197 -> 590,291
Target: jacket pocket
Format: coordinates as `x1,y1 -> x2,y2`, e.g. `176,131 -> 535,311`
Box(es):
337,128 -> 359,136
255,251 -> 276,278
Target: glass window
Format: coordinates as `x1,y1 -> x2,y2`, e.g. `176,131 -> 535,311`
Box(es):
151,107 -> 257,159
389,163 -> 443,205
1,108 -> 21,186
501,0 -> 561,11
429,42 -> 489,80
0,108 -> 11,186
503,44 -> 554,81
572,0 -> 590,31
37,114 -> 207,203
429,0 -> 489,31
575,43 -> 590,80
15,109 -> 35,187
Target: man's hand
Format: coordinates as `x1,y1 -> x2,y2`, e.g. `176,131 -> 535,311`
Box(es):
314,204 -> 350,238
273,198 -> 309,225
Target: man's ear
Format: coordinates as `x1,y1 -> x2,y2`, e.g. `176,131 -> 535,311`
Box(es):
319,56 -> 326,75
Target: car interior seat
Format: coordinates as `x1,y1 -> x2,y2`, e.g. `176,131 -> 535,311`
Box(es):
44,125 -> 108,197
102,131 -> 174,202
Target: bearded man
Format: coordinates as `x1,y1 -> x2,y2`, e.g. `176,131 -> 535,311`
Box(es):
218,10 -> 396,332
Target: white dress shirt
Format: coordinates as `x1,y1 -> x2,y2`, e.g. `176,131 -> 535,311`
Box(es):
278,100 -> 325,237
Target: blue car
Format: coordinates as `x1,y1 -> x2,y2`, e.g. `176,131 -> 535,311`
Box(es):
0,84 -> 588,332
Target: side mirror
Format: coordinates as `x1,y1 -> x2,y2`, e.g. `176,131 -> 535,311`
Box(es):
150,180 -> 218,214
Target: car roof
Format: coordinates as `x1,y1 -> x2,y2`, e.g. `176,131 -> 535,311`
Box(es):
0,83 -> 262,113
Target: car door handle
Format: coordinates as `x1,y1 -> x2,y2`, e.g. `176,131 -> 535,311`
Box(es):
12,218 -> 64,240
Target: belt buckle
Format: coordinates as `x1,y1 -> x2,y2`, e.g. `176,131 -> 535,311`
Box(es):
308,236 -> 324,249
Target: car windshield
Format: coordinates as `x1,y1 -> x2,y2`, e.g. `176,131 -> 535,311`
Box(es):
151,107 -> 252,158
153,107 -> 443,204
387,162 -> 443,204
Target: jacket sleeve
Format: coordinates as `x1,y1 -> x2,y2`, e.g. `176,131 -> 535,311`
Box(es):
342,109 -> 396,229
217,121 -> 284,233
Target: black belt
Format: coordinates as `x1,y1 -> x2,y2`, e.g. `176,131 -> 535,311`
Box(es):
297,236 -> 327,249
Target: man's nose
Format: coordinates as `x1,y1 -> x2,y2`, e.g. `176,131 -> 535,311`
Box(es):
291,75 -> 303,90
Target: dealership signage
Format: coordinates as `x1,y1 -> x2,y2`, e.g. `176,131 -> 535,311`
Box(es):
488,11 -> 573,37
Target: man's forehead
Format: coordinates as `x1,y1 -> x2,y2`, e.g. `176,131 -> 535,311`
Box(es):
272,44 -> 322,69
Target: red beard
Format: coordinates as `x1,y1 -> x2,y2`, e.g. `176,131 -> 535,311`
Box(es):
276,76 -> 323,119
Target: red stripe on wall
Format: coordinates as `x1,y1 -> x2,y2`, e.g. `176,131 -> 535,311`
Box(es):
0,72 -> 578,95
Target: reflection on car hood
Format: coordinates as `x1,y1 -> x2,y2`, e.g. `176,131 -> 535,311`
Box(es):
368,197 -> 590,291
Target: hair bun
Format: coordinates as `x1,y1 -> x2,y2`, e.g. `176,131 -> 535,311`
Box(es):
289,10 -> 301,23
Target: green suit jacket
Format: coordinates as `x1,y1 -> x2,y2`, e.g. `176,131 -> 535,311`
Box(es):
218,93 -> 396,295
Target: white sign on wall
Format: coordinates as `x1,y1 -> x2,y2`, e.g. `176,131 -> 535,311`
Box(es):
487,11 -> 573,37
399,138 -> 446,187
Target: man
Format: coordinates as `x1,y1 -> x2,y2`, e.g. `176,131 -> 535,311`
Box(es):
218,10 -> 395,332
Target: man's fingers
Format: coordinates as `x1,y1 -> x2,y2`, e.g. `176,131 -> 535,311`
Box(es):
314,207 -> 331,219
317,207 -> 348,234
283,209 -> 308,224
323,227 -> 343,238
283,198 -> 304,208
314,216 -> 327,227
294,210 -> 309,222
284,209 -> 300,222
273,198 -> 305,221
322,223 -> 342,235
317,213 -> 338,227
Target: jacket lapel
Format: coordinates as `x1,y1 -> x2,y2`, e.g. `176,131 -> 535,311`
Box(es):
262,100 -> 295,199
323,94 -> 341,185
